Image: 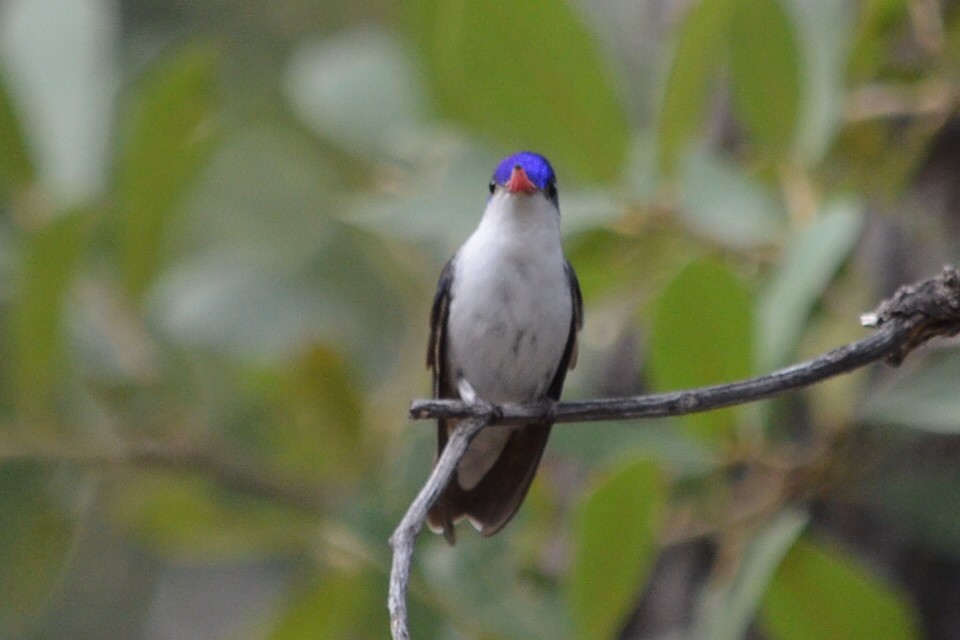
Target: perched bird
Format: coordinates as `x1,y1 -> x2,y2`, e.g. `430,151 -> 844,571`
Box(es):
426,151 -> 583,543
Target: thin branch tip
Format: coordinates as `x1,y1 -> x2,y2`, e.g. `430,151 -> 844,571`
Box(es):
866,264 -> 960,364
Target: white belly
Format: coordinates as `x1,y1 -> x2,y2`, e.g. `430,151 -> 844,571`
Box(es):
446,228 -> 571,404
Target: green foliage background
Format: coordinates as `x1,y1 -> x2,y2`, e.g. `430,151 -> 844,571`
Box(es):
0,0 -> 958,638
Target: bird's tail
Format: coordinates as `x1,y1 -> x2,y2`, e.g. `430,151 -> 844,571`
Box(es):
427,418 -> 552,544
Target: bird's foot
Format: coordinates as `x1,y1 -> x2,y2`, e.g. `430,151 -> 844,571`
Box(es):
457,379 -> 502,421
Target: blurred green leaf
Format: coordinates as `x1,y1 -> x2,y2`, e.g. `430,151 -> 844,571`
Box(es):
779,0 -> 853,164
847,0 -> 910,82
0,0 -> 116,203
551,419 -> 715,475
565,229 -> 646,303
692,508 -> 809,640
649,258 -> 754,442
151,220 -> 408,378
179,126 -> 335,261
729,0 -> 802,157
305,223 -> 411,379
0,463 -> 77,635
408,0 -> 629,183
757,202 -> 862,370
239,347 -> 365,481
285,28 -> 425,156
149,253 -> 322,360
560,188 -> 624,236
762,538 -> 921,640
111,473 -> 313,559
0,69 -> 34,193
678,148 -> 784,248
860,353 -> 960,433
658,0 -> 732,173
422,534 -> 567,639
25,512 -> 162,639
565,226 -> 695,305
116,44 -> 218,300
10,210 -> 90,417
623,131 -> 659,202
568,460 -> 664,640
269,571 -> 382,640
835,117 -> 936,202
660,0 -> 846,169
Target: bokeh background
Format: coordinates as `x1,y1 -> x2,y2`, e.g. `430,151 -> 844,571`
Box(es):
2,0 -> 960,638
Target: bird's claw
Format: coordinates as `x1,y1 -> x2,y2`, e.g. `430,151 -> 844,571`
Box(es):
468,397 -> 502,421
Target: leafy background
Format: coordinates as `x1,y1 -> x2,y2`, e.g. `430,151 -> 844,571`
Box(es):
0,0 -> 959,638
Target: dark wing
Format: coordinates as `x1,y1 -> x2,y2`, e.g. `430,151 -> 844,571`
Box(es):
428,259 -> 585,542
547,260 -> 583,399
425,257 -> 460,543
426,257 -> 455,391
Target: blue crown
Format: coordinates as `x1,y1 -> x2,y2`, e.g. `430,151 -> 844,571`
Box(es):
492,151 -> 556,190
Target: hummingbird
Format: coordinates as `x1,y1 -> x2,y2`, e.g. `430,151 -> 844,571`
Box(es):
426,151 -> 583,543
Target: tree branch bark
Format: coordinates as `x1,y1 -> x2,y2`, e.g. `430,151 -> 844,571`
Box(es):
388,415 -> 489,640
388,266 -> 960,639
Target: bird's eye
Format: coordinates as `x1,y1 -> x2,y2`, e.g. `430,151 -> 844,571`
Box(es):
488,180 -> 496,194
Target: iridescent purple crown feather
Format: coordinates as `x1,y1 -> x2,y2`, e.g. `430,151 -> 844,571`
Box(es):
492,151 -> 556,190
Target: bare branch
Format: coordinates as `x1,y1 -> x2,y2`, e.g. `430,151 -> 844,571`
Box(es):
390,266 -> 960,638
388,415 -> 489,640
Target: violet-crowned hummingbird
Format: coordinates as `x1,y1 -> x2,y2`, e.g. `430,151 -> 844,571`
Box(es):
426,151 -> 583,543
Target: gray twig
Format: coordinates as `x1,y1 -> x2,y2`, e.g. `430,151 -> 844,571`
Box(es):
388,415 -> 489,640
390,266 -> 960,638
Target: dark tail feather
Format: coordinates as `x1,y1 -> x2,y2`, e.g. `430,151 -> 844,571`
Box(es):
427,419 -> 552,544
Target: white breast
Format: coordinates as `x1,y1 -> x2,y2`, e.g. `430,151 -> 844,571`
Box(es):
445,191 -> 572,404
